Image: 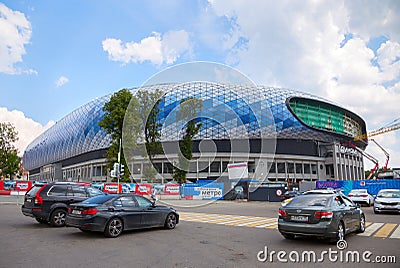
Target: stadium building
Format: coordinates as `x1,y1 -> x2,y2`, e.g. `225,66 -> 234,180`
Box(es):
23,82 -> 368,183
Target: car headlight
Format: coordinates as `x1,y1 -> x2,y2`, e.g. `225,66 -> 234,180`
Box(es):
374,200 -> 380,204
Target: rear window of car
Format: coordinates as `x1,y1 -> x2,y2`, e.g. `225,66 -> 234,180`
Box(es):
350,190 -> 367,193
82,195 -> 114,204
87,187 -> 104,197
286,195 -> 331,207
26,185 -> 44,196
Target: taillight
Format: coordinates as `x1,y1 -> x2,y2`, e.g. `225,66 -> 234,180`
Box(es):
278,209 -> 287,217
34,186 -> 45,205
67,208 -> 72,213
82,208 -> 98,215
314,211 -> 333,219
360,194 -> 368,197
348,194 -> 353,197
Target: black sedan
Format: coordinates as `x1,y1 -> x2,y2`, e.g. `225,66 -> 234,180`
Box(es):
278,190 -> 365,242
65,194 -> 179,238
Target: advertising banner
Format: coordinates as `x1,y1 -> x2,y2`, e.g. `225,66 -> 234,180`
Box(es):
316,180 -> 344,190
164,184 -> 180,195
316,179 -> 400,195
15,181 -> 32,191
182,183 -> 224,200
228,162 -> 248,180
135,184 -> 153,195
103,183 -> 122,194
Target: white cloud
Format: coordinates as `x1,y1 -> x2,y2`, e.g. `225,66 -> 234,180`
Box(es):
0,107 -> 54,156
206,0 -> 400,169
102,30 -> 192,65
0,3 -> 34,74
55,76 -> 69,88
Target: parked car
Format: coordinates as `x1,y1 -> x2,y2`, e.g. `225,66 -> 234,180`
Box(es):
278,190 -> 365,242
373,189 -> 400,214
65,194 -> 179,238
21,182 -> 105,227
348,189 -> 374,206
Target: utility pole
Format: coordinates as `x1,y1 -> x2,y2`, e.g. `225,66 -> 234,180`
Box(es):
117,138 -> 121,193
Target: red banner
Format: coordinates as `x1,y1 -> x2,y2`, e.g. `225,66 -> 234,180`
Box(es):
103,183 -> 122,194
15,181 -> 32,191
135,184 -> 152,195
164,184 -> 180,195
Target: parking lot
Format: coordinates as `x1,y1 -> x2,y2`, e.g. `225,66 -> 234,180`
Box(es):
0,198 -> 399,268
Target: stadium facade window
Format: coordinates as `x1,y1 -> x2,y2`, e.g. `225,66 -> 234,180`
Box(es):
277,162 -> 286,174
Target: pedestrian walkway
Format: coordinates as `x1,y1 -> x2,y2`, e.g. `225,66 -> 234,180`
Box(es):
179,212 -> 400,239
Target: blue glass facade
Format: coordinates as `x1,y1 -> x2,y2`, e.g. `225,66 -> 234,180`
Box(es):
23,82 -> 367,172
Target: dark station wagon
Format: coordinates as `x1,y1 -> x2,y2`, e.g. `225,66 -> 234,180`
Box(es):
21,182 -> 104,227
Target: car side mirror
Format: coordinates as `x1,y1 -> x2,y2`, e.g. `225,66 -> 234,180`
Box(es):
355,203 -> 360,208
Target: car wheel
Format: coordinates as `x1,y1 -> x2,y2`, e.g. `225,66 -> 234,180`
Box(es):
35,218 -> 48,224
104,218 -> 123,238
164,213 -> 177,229
367,200 -> 371,207
282,233 -> 295,239
331,221 -> 345,243
357,215 -> 365,233
50,209 -> 66,227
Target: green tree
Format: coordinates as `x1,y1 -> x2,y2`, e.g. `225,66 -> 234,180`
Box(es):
136,89 -> 164,161
172,98 -> 202,184
137,89 -> 164,183
99,89 -> 134,182
0,122 -> 21,179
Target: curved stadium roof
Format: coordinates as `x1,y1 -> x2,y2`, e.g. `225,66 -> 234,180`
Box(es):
23,82 -> 367,170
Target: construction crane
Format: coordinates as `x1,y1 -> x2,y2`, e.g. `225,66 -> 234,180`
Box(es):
346,141 -> 379,179
354,118 -> 400,141
368,118 -> 400,138
370,139 -> 390,172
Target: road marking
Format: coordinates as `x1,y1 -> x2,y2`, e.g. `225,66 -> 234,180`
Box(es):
180,212 -> 398,238
244,218 -> 277,227
389,225 -> 400,239
374,223 -> 397,238
358,223 -> 384,236
236,218 -> 275,227
254,221 -> 278,228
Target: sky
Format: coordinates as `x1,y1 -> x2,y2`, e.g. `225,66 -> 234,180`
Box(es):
0,0 -> 399,171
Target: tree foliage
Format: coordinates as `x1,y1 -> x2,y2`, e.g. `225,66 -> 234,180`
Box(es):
0,122 -> 21,179
136,89 -> 164,161
172,98 -> 203,184
99,89 -> 133,182
99,88 -> 165,183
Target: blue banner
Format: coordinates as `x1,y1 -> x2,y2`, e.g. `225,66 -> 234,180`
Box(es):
316,179 -> 400,195
181,182 -> 224,200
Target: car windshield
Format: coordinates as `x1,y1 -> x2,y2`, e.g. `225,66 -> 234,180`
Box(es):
286,195 -> 330,207
377,191 -> 400,198
82,195 -> 114,204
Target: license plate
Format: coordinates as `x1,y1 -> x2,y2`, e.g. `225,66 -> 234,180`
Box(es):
291,215 -> 308,222
72,210 -> 82,215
